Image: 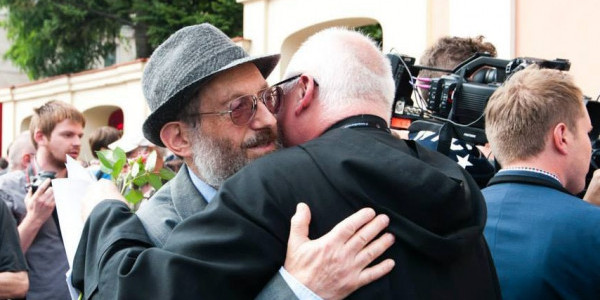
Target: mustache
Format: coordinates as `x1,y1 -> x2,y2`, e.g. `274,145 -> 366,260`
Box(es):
242,129 -> 278,149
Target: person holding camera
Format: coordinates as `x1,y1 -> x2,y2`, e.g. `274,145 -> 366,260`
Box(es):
483,66 -> 600,299
0,100 -> 85,299
407,36 -> 498,188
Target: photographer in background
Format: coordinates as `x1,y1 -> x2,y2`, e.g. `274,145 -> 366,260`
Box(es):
0,100 -> 85,299
418,35 -> 497,83
407,36 -> 497,187
483,66 -> 600,299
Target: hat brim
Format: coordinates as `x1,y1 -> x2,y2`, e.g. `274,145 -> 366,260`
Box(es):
142,53 -> 280,147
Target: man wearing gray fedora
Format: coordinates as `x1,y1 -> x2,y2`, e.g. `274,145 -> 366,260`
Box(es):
73,23 -> 394,299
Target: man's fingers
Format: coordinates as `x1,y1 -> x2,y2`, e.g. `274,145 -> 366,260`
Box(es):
356,258 -> 395,288
40,178 -> 52,189
44,187 -> 55,204
345,214 -> 390,252
328,208 -> 376,243
33,178 -> 52,196
355,232 -> 395,267
287,203 -> 312,250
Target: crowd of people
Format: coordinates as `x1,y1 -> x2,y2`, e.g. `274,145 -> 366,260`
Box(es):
0,22 -> 598,300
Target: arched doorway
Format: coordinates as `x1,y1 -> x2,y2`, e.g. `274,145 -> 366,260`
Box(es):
81,106 -> 124,162
279,19 -> 382,78
20,116 -> 32,133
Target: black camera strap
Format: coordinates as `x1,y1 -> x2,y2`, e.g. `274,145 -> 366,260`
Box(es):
487,174 -> 571,195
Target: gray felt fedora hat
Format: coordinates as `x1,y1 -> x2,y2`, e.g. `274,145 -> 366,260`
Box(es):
142,23 -> 280,146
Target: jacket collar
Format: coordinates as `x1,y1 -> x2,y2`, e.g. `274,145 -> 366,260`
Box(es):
171,164 -> 208,220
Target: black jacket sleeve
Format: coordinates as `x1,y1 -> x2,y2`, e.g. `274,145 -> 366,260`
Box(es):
0,200 -> 27,272
72,194 -> 296,300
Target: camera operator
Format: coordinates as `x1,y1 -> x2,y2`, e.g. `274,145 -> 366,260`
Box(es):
418,36 -> 497,87
483,66 -> 600,299
0,100 -> 85,299
407,36 -> 497,187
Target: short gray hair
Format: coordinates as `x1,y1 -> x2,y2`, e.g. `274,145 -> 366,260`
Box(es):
7,132 -> 35,171
284,27 -> 395,118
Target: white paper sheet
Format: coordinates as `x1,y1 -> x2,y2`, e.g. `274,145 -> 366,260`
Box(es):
53,155 -> 96,300
53,178 -> 88,266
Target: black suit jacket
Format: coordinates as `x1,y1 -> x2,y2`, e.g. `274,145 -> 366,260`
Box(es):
73,115 -> 500,299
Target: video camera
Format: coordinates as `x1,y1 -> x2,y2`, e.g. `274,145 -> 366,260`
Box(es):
388,52 -> 571,145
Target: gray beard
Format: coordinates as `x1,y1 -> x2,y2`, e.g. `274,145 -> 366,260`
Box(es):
190,134 -> 250,189
190,126 -> 281,189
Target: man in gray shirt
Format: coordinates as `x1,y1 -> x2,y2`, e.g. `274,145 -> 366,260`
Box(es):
0,101 -> 85,299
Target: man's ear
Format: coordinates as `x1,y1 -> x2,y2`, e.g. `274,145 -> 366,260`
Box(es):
33,129 -> 47,147
294,75 -> 318,116
160,122 -> 193,158
552,123 -> 569,155
22,153 -> 33,168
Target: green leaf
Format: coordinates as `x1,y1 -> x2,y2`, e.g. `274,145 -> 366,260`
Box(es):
96,150 -> 114,170
145,150 -> 157,172
124,189 -> 144,205
159,168 -> 176,180
133,174 -> 149,187
148,173 -> 162,190
113,147 -> 127,163
111,158 -> 126,179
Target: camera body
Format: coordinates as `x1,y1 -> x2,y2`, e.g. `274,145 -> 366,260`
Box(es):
30,171 -> 56,193
388,52 -> 570,145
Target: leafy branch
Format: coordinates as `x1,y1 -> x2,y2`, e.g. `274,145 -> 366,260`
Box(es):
96,146 -> 175,208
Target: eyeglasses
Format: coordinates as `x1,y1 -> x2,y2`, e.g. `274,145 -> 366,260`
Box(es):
195,86 -> 283,125
273,74 -> 301,87
273,74 -> 320,88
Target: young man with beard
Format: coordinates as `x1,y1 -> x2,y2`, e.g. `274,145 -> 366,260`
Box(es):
0,100 -> 85,299
73,26 -> 499,299
74,24 -> 394,299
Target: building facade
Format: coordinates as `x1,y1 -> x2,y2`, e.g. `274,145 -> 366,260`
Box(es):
0,0 -> 598,159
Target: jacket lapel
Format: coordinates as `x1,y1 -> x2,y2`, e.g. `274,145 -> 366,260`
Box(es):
171,164 -> 208,220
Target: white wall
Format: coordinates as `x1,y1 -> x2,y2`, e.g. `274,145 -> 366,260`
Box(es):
240,0 -> 428,81
0,60 -> 148,157
447,0 -> 514,58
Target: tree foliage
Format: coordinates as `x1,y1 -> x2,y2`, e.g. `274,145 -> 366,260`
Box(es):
357,23 -> 383,47
0,0 -> 242,79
